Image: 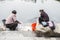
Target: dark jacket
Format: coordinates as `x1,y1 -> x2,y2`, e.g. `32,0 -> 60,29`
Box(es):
39,11 -> 49,27
40,12 -> 49,22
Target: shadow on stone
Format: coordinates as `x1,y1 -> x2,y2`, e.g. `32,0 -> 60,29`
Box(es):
35,30 -> 60,37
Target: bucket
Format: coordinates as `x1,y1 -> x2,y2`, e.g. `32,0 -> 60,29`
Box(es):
31,23 -> 36,31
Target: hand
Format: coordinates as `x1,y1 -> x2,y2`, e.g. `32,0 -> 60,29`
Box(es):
15,20 -> 21,24
18,22 -> 21,24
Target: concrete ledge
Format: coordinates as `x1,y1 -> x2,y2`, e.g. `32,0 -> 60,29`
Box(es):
0,31 -> 60,40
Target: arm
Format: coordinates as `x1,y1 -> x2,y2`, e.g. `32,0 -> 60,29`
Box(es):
12,15 -> 21,24
15,20 -> 21,24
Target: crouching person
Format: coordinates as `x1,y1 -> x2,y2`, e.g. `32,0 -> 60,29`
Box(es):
5,10 -> 21,30
40,21 -> 55,31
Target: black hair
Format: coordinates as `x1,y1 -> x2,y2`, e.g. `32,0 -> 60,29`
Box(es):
12,10 -> 17,14
39,9 -> 44,12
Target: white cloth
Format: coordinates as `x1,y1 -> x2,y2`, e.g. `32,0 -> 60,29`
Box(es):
36,24 -> 51,32
5,14 -> 16,24
48,21 -> 53,27
42,21 -> 47,26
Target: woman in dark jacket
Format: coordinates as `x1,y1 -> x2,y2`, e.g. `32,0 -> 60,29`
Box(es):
39,9 -> 49,27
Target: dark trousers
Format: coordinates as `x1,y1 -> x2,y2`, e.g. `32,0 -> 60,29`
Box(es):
6,23 -> 18,30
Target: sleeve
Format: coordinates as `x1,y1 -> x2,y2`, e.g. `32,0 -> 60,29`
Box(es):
12,15 -> 16,22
